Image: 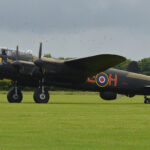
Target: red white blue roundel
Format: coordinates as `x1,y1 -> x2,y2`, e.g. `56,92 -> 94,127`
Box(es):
96,72 -> 109,87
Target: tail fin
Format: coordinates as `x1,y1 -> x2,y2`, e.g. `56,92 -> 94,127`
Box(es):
126,61 -> 140,73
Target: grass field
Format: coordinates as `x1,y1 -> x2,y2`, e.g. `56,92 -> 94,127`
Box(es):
0,91 -> 150,150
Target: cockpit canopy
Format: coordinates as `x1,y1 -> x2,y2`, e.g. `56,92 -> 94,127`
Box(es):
0,48 -> 33,61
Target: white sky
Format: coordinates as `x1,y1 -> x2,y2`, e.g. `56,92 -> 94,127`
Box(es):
0,0 -> 149,60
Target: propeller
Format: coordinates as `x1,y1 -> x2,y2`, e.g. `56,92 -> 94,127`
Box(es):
39,42 -> 42,59
32,42 -> 45,77
16,45 -> 19,61
34,42 -> 43,66
12,45 -> 21,69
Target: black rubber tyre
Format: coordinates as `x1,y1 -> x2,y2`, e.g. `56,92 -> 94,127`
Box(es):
7,87 -> 23,103
33,88 -> 49,103
144,99 -> 150,104
144,98 -> 150,104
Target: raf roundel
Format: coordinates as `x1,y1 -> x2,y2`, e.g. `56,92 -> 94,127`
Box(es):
96,72 -> 109,87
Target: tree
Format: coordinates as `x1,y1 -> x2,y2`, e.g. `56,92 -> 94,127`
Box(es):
44,53 -> 52,58
138,57 -> 150,75
115,59 -> 131,70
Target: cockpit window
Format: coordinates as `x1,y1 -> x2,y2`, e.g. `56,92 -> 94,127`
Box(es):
0,48 -> 33,61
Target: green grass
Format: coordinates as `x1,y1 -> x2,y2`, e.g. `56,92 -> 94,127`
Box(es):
0,92 -> 149,150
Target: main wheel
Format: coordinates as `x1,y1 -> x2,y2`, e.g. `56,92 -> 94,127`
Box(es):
33,88 -> 49,103
7,87 -> 23,103
144,98 -> 150,104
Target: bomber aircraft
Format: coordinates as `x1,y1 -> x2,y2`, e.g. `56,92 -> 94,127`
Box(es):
0,43 -> 150,104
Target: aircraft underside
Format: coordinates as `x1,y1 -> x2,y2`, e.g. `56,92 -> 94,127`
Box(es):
6,75 -> 150,104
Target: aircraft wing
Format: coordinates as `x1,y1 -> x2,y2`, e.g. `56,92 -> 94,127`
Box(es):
65,54 -> 126,77
9,54 -> 125,82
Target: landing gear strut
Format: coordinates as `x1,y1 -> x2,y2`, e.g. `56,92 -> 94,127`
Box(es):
7,81 -> 23,103
144,96 -> 150,104
33,78 -> 49,103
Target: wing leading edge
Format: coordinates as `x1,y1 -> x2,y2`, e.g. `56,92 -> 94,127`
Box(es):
65,54 -> 126,77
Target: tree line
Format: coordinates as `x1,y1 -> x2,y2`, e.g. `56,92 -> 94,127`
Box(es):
115,57 -> 150,75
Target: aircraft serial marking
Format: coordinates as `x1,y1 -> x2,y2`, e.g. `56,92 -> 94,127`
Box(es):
108,74 -> 117,87
88,73 -> 118,87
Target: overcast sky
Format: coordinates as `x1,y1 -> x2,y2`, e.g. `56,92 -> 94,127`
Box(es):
0,0 -> 149,60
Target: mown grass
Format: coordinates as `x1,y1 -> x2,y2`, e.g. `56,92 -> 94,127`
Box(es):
0,91 -> 149,150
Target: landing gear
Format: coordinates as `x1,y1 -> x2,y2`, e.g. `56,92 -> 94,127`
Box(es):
7,87 -> 23,103
144,96 -> 150,104
33,88 -> 49,103
33,78 -> 49,103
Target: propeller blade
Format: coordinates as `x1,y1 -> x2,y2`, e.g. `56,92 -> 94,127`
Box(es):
16,45 -> 19,61
39,42 -> 42,59
33,42 -> 45,77
12,45 -> 22,69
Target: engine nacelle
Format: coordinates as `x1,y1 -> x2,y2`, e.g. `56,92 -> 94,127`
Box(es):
100,91 -> 117,100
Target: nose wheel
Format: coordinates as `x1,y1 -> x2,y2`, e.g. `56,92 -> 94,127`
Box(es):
7,87 -> 23,103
